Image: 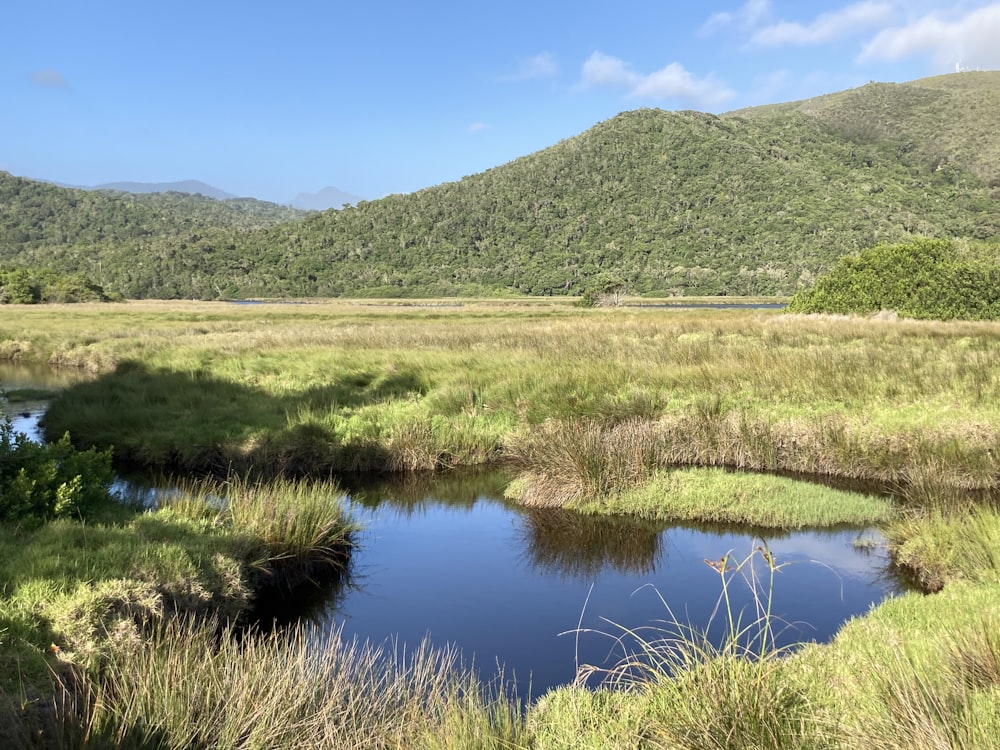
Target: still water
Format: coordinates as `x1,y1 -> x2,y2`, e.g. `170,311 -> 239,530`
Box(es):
2,364 -> 906,698
309,472 -> 904,697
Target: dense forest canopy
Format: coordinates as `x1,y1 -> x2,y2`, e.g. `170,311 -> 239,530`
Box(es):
1,71 -> 998,300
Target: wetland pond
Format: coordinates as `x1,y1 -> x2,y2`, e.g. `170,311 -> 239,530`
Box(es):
306,472 -> 905,698
3,364 -> 908,700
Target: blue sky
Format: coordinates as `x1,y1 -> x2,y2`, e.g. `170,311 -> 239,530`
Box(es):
4,0 -> 999,203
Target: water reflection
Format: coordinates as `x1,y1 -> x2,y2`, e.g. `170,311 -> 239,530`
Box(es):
322,471 -> 908,698
342,469 -> 509,517
519,508 -> 664,578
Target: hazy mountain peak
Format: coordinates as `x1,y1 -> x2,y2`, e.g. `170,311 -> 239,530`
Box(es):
289,186 -> 362,211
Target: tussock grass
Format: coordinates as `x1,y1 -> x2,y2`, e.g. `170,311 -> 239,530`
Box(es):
887,506 -> 1000,591
795,579 -> 1000,749
7,619 -> 525,750
0,476 -> 355,695
0,619 -> 527,750
506,417 -> 662,507
164,475 -> 358,584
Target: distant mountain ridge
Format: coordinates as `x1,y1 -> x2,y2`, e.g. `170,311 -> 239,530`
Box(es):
44,178 -> 363,209
290,186 -> 362,211
3,71 -> 999,300
93,180 -> 238,201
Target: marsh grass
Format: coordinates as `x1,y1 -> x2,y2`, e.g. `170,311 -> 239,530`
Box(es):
508,417 -> 897,528
836,617 -> 1000,750
4,302 -> 1000,747
565,545 -> 817,749
506,417 -> 661,506
10,303 -> 997,497
887,505 -> 1000,590
55,618 -> 527,750
163,475 -> 358,576
597,467 -> 896,528
0,476 -> 356,697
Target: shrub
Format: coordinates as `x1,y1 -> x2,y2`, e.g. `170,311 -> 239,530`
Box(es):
0,418 -> 114,523
788,238 -> 1000,320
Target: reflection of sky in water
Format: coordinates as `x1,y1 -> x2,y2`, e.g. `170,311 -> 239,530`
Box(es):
323,488 -> 907,700
4,409 -> 45,442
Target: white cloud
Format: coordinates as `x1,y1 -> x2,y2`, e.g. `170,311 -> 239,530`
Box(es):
502,52 -> 559,81
580,52 -> 736,108
467,122 -> 488,133
581,51 -> 638,88
702,0 -> 772,35
858,3 -> 1000,71
31,69 -> 69,89
749,1 -> 894,47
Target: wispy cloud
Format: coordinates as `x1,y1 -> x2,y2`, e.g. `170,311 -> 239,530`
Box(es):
858,3 -> 1000,71
580,52 -> 736,108
31,69 -> 70,89
749,1 -> 894,47
467,122 -> 488,133
701,0 -> 772,35
501,52 -> 559,81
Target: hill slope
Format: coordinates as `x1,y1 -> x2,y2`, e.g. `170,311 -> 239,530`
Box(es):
245,72 -> 999,297
728,71 -> 1000,186
2,72 -> 998,299
0,174 -> 304,298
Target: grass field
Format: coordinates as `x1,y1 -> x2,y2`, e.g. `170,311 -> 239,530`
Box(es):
2,299 -> 999,748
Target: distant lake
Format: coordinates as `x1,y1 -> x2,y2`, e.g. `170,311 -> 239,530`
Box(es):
629,302 -> 788,310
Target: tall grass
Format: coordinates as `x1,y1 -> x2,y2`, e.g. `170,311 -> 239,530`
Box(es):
6,302 -> 996,496
887,505 -> 1000,590
163,475 -> 358,585
0,475 -> 357,695
51,619 -> 526,750
851,624 -> 1000,750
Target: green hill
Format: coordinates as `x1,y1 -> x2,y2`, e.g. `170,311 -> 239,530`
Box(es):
2,71 -> 998,299
729,71 -> 1000,186
0,175 -> 304,298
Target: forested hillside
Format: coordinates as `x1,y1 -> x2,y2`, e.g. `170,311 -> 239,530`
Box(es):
0,176 -> 303,298
2,72 -> 998,299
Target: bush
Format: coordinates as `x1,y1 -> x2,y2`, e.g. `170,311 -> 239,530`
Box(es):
0,418 -> 114,523
787,238 -> 1000,320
